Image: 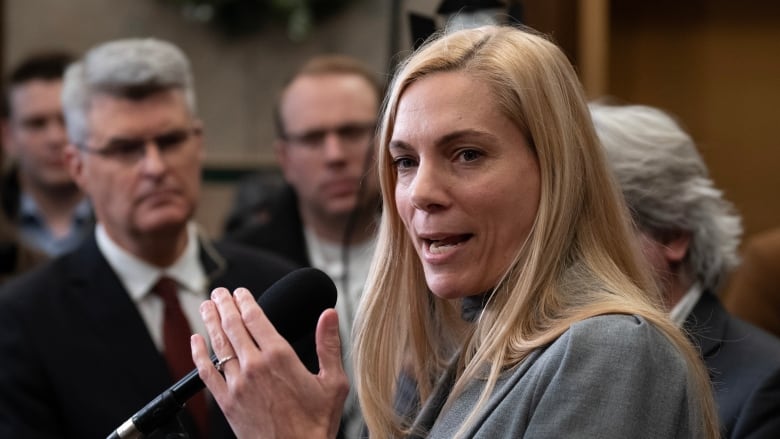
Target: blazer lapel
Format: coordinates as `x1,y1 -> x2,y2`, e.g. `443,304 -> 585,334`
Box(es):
67,235 -> 172,400
199,236 -> 228,290
409,349 -> 543,438
685,291 -> 727,359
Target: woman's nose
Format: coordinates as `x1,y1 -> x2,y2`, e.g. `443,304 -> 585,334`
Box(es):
409,160 -> 449,212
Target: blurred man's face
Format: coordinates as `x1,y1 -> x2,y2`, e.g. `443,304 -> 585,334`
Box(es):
3,79 -> 72,190
66,90 -> 203,251
276,73 -> 379,227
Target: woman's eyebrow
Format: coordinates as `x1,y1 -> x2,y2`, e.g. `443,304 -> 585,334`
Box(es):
438,129 -> 497,145
389,129 -> 498,153
388,140 -> 413,154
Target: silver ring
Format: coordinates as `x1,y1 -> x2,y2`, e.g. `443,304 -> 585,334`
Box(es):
215,355 -> 235,372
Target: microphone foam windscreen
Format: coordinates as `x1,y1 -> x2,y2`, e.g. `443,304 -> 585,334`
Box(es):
257,267 -> 337,343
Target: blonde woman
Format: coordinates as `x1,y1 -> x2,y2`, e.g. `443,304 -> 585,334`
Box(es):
192,25 -> 720,438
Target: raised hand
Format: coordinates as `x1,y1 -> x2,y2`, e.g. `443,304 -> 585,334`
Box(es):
191,287 -> 349,439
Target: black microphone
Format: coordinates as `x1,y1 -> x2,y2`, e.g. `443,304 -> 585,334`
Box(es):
106,267 -> 337,439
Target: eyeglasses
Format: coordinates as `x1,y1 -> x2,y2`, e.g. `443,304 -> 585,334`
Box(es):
282,122 -> 376,150
79,127 -> 200,164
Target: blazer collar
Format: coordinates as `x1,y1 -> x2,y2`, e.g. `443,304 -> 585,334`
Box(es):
684,291 -> 728,358
65,235 -> 172,399
197,231 -> 227,286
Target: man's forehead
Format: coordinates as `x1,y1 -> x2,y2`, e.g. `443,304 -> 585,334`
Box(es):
11,77 -> 63,93
86,89 -> 189,116
284,72 -> 378,101
9,79 -> 63,111
85,90 -> 193,137
280,74 -> 378,129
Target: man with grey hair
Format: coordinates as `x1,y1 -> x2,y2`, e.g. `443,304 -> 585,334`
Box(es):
592,102 -> 780,439
0,38 -> 301,438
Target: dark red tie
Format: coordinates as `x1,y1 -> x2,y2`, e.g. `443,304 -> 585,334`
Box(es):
152,276 -> 209,438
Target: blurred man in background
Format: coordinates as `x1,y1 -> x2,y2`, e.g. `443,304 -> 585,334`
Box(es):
2,51 -> 92,257
593,102 -> 780,439
0,144 -> 45,284
0,38 -> 299,439
228,54 -> 383,438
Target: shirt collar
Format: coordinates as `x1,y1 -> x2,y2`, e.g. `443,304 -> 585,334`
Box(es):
19,192 -> 92,224
95,222 -> 207,301
304,226 -> 376,279
669,282 -> 703,326
19,192 -> 42,224
72,198 -> 92,224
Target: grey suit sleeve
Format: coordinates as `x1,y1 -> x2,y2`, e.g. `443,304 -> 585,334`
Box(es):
523,315 -> 698,438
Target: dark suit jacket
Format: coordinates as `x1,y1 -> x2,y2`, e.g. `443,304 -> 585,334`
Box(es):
0,233 -> 300,439
685,291 -> 780,438
1,165 -> 23,222
228,185 -> 310,267
0,166 -> 48,283
0,210 -> 46,285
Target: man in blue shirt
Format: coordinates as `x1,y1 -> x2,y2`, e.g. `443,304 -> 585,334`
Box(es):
2,51 -> 92,257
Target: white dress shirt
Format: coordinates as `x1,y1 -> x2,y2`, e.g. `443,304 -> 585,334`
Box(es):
304,227 -> 376,439
95,222 -> 209,351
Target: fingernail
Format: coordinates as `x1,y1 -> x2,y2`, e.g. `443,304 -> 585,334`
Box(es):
211,288 -> 226,300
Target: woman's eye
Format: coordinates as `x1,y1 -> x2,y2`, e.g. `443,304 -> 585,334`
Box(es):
393,157 -> 416,169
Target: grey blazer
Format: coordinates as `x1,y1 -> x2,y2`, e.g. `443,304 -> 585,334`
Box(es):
414,314 -> 704,438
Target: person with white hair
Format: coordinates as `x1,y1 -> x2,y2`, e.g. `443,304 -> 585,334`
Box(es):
592,101 -> 780,439
0,38 -> 300,438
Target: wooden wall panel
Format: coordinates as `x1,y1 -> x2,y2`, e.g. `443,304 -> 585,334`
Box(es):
608,0 -> 780,239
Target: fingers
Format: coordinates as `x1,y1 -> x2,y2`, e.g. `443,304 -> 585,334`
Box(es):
316,309 -> 350,438
316,309 -> 345,378
201,289 -> 235,355
202,286 -> 328,379
191,333 -> 227,398
195,288 -> 349,439
210,287 -> 257,365
234,288 -> 289,350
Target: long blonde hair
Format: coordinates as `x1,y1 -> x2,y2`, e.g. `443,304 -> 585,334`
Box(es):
353,25 -> 719,438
